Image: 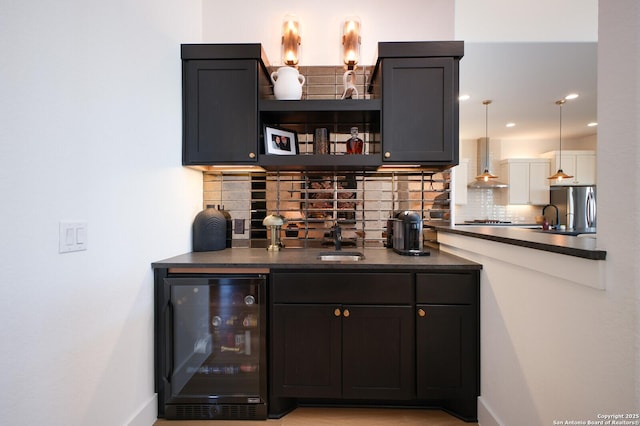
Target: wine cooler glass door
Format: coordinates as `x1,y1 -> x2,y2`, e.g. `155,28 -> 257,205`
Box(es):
166,275 -> 265,402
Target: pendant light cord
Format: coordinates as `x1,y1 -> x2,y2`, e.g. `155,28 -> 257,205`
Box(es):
557,99 -> 565,170
485,101 -> 489,166
483,100 -> 492,170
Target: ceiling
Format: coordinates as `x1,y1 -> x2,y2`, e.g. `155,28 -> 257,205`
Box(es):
458,42 -> 598,142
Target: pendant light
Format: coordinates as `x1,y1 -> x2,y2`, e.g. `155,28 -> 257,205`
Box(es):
548,99 -> 574,181
475,100 -> 499,182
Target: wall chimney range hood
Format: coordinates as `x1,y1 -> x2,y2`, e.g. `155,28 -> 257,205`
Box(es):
467,137 -> 508,189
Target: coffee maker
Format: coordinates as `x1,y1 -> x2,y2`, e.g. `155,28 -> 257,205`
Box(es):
392,211 -> 429,256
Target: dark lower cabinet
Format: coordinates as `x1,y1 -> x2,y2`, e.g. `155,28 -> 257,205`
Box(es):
271,269 -> 479,421
270,271 -> 415,408
416,304 -> 476,399
415,272 -> 480,421
271,304 -> 342,398
271,303 -> 414,400
341,305 -> 414,400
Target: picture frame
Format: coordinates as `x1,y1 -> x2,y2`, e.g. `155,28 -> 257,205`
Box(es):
264,125 -> 298,155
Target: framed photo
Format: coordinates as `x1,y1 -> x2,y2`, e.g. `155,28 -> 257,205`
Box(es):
264,125 -> 298,155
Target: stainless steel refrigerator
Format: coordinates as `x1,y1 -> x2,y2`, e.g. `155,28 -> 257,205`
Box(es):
550,185 -> 597,232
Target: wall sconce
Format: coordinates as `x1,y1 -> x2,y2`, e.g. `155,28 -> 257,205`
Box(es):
281,14 -> 301,66
342,16 -> 361,70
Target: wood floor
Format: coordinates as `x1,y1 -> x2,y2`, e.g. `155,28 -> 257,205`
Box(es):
153,407 -> 477,426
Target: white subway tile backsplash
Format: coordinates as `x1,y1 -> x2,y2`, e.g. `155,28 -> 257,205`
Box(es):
455,188 -> 540,224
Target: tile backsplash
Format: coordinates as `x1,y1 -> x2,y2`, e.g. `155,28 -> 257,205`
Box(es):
203,170 -> 451,248
455,188 -> 541,224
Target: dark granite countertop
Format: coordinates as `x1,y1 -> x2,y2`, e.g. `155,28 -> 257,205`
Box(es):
152,247 -> 481,270
432,225 -> 606,260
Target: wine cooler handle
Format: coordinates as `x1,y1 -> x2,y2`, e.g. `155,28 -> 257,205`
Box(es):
164,300 -> 174,381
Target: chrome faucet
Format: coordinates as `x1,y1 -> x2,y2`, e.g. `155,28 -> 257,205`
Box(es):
332,223 -> 342,251
542,204 -> 560,229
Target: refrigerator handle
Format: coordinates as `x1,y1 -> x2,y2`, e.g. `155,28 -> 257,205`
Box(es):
586,191 -> 596,227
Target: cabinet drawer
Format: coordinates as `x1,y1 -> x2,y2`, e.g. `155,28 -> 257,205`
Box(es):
272,272 -> 413,304
416,272 -> 478,304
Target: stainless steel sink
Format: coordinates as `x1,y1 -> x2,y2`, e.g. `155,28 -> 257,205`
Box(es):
317,251 -> 365,261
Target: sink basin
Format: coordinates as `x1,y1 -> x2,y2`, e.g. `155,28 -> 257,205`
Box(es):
317,251 -> 365,261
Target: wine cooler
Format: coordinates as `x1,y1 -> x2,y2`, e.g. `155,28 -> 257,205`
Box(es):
155,273 -> 267,420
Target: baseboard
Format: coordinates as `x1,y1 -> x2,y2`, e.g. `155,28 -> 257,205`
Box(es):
127,394 -> 158,426
478,397 -> 502,426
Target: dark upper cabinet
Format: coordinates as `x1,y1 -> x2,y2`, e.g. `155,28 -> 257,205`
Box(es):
181,42 -> 463,169
181,44 -> 270,165
370,42 -> 463,167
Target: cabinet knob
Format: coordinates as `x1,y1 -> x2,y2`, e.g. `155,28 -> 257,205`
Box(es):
418,308 -> 426,317
384,151 -> 391,159
343,309 -> 350,318
248,152 -> 256,159
334,308 -> 341,317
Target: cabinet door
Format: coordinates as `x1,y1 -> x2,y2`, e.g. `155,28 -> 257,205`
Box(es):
505,161 -> 530,204
183,59 -> 258,165
528,161 -> 550,205
416,304 -> 477,400
342,305 -> 415,400
271,304 -> 341,398
382,57 -> 457,163
575,153 -> 596,185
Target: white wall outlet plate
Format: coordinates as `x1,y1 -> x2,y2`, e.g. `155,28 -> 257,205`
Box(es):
59,222 -> 88,253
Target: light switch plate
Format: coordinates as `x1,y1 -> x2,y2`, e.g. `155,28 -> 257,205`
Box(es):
59,221 -> 88,253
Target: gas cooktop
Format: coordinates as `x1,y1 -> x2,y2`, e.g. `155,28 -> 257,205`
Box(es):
464,220 -> 512,224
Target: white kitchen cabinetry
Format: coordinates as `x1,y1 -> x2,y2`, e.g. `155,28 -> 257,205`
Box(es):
500,159 -> 550,205
453,159 -> 469,205
543,150 -> 596,185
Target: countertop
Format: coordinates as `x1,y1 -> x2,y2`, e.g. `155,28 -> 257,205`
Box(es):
152,247 -> 481,270
432,224 -> 606,260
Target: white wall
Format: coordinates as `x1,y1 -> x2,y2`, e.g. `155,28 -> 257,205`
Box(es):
203,0 -> 455,66
455,0 -> 598,42
0,1 -> 203,425
597,0 -> 640,411
439,233 -> 635,425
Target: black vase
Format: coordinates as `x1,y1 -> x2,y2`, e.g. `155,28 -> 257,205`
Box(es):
193,205 -> 226,252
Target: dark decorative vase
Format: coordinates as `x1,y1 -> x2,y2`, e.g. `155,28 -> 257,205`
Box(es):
193,205 -> 226,251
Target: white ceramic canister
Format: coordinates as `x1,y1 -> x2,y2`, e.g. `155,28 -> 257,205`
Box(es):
270,66 -> 305,100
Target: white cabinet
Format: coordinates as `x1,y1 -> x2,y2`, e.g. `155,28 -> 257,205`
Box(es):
453,159 -> 469,205
500,159 -> 550,205
543,150 -> 596,185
